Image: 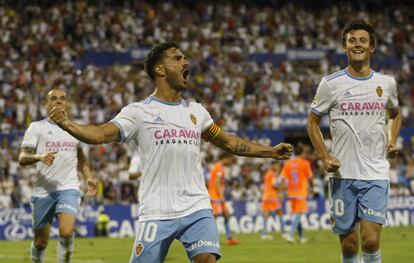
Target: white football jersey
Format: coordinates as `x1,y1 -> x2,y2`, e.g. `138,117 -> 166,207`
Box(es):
21,119 -> 80,197
311,69 -> 399,180
111,96 -> 214,221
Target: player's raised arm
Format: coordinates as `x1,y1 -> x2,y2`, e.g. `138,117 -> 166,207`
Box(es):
49,106 -> 120,144
205,125 -> 293,160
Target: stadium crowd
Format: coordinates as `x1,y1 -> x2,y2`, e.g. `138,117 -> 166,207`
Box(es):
0,1 -> 414,208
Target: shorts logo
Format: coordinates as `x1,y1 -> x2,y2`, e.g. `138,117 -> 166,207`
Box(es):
135,242 -> 144,257
376,86 -> 382,97
190,114 -> 197,125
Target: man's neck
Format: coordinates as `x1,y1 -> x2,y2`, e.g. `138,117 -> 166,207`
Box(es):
347,61 -> 371,78
153,81 -> 181,103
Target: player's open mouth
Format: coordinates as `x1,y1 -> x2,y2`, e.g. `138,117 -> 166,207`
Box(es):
352,50 -> 364,54
182,69 -> 189,80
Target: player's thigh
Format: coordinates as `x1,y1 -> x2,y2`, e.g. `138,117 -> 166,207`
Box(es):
291,199 -> 307,213
129,219 -> 177,263
55,190 -> 81,236
360,219 -> 382,252
193,253 -> 216,263
339,228 -> 359,256
30,195 -> 56,231
357,180 -> 388,225
57,212 -> 76,237
329,178 -> 359,235
178,209 -> 221,261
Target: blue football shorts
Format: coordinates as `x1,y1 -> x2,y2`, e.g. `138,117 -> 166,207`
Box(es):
30,189 -> 81,230
129,209 -> 221,263
329,178 -> 389,235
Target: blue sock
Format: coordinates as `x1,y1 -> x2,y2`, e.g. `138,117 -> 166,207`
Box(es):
224,219 -> 232,240
342,253 -> 359,263
290,214 -> 301,237
362,250 -> 381,263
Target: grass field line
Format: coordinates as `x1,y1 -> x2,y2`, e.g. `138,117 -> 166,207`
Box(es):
0,254 -> 104,263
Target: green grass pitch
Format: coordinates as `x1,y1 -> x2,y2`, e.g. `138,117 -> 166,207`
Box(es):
0,227 -> 413,262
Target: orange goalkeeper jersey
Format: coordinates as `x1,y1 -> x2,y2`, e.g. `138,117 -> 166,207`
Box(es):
281,157 -> 312,199
262,169 -> 278,201
208,161 -> 225,201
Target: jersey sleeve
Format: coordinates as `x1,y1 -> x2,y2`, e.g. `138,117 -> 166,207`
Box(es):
199,105 -> 221,141
386,77 -> 399,111
110,104 -> 141,143
21,123 -> 39,149
310,78 -> 332,116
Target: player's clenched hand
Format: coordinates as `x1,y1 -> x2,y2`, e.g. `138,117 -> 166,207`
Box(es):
387,144 -> 399,158
321,155 -> 341,172
272,143 -> 294,160
85,179 -> 97,196
49,106 -> 69,128
40,151 -> 58,166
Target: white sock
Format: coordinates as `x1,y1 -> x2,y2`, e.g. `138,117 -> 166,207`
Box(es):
362,250 -> 381,263
57,235 -> 74,263
31,242 -> 46,263
342,253 -> 359,263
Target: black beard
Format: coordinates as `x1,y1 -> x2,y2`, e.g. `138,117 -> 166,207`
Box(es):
166,71 -> 186,92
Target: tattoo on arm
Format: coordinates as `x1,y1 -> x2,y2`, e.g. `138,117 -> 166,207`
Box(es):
22,147 -> 35,154
234,141 -> 251,153
19,147 -> 38,166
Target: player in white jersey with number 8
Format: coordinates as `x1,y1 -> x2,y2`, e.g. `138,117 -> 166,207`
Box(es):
49,43 -> 294,263
307,20 -> 401,263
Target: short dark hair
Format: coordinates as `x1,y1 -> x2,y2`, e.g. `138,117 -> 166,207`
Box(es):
144,42 -> 180,80
342,19 -> 376,48
294,145 -> 303,156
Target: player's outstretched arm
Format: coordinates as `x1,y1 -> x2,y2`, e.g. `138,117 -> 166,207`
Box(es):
19,147 -> 57,166
307,112 -> 340,172
49,106 -> 120,144
387,108 -> 402,158
208,129 -> 293,160
77,147 -> 97,196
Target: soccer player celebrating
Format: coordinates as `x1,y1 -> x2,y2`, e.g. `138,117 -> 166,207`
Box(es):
19,88 -> 96,263
307,20 -> 401,263
50,43 -> 293,263
261,161 -> 285,240
208,152 -> 239,245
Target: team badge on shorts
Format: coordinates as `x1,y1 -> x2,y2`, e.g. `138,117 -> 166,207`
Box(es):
190,114 -> 197,125
376,86 -> 382,97
135,242 -> 144,257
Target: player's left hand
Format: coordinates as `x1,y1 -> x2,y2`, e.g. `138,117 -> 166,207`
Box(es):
272,143 -> 294,160
85,179 -> 97,196
387,144 -> 399,158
